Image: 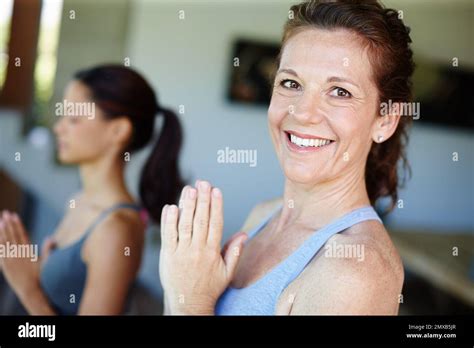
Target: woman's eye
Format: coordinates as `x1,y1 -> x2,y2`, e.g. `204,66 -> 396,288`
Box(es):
330,87 -> 352,98
280,79 -> 300,90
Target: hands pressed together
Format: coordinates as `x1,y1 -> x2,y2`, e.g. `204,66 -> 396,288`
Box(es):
1,180 -> 246,316
0,211 -> 51,300
159,180 -> 247,315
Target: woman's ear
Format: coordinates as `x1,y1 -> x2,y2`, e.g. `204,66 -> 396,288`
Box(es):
111,116 -> 133,146
371,104 -> 401,144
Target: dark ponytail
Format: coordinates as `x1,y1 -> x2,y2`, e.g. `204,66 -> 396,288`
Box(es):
139,107 -> 184,223
74,64 -> 184,224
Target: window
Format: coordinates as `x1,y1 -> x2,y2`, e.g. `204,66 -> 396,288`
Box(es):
0,0 -> 14,90
32,0 -> 63,127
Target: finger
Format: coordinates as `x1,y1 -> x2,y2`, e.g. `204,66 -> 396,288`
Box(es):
163,205 -> 179,250
11,213 -> 28,244
178,185 -> 187,211
192,180 -> 211,245
221,231 -> 247,257
178,186 -> 197,245
224,234 -> 248,280
208,187 -> 224,248
160,204 -> 168,229
2,211 -> 17,244
0,220 -> 6,244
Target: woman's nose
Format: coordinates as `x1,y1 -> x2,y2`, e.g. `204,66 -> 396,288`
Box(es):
290,90 -> 325,124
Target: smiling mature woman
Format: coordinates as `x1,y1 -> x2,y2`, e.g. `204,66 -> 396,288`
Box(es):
159,0 -> 414,315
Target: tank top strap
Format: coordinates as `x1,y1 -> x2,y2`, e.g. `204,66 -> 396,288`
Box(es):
82,202 -> 141,239
277,206 -> 382,289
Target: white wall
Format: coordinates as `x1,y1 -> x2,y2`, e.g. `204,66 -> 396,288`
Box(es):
385,124 -> 474,232
385,0 -> 474,68
125,0 -> 289,238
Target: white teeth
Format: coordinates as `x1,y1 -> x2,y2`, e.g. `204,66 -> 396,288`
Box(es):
289,133 -> 332,148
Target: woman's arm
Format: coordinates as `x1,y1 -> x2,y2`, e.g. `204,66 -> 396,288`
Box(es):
17,285 -> 57,315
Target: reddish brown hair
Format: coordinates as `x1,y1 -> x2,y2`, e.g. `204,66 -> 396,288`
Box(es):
277,0 -> 414,212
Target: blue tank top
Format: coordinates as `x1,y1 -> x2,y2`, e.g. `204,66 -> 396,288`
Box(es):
39,203 -> 141,315
215,205 -> 382,315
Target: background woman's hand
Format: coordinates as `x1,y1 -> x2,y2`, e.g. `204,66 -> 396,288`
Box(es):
159,180 -> 247,315
0,211 -> 42,299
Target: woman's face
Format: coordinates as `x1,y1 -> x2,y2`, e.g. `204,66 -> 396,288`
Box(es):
268,28 -> 381,186
53,80 -> 127,164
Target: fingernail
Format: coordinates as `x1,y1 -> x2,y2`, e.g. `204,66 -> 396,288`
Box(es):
12,213 -> 19,221
212,188 -> 221,198
195,179 -> 200,187
169,205 -> 178,214
199,181 -> 210,192
188,188 -> 196,199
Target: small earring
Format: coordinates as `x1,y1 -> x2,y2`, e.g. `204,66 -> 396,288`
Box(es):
377,135 -> 384,143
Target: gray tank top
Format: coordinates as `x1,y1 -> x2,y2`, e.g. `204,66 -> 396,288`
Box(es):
39,203 -> 141,315
216,205 -> 382,315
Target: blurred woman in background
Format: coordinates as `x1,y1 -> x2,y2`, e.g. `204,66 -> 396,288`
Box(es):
0,65 -> 183,315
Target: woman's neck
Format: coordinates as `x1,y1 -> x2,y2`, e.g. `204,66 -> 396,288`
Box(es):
277,169 -> 371,232
78,156 -> 132,206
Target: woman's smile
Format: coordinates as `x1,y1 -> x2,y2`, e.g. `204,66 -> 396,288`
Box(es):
283,130 -> 336,154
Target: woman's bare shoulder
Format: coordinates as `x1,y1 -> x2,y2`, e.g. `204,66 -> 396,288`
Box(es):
83,207 -> 145,263
240,197 -> 283,233
287,220 -> 404,315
